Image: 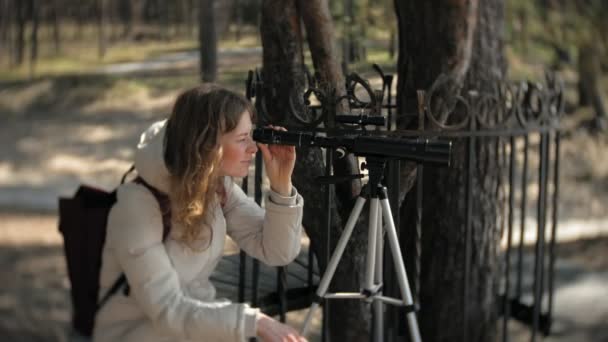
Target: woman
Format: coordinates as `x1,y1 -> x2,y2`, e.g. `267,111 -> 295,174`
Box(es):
93,84 -> 307,342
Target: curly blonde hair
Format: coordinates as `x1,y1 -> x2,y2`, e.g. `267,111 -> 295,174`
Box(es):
163,84 -> 255,249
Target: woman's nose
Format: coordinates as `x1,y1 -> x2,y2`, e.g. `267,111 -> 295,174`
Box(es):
248,139 -> 258,153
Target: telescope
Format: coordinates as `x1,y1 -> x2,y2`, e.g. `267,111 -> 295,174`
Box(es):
253,127 -> 451,167
254,126 -> 451,341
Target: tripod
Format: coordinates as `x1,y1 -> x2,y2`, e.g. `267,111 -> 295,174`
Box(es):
300,156 -> 422,342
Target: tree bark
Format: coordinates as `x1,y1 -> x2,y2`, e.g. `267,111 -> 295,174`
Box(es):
175,0 -> 185,36
129,0 -> 145,39
578,41 -> 607,130
74,0 -> 84,39
51,0 -> 61,54
395,0 -> 505,341
161,0 -> 170,41
343,0 -> 362,65
97,0 -> 107,59
187,0 -> 195,37
298,1 -> 370,340
15,0 -> 26,65
260,1 -> 370,340
394,0 -> 480,204
29,0 -> 39,78
0,0 -> 8,64
234,0 -> 242,41
199,0 -> 217,82
298,0 -> 361,200
299,0 -> 344,107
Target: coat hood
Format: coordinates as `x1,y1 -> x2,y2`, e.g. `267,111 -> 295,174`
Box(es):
134,120 -> 171,193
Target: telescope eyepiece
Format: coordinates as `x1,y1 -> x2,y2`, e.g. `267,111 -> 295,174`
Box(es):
252,128 -> 313,147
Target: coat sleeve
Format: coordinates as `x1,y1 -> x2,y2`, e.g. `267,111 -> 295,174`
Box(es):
223,178 -> 304,266
106,183 -> 259,341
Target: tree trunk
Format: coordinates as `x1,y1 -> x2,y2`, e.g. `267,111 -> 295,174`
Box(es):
199,0 -> 217,82
15,0 -> 26,65
578,41 -> 607,130
261,1 -> 370,340
299,0 -> 345,105
298,1 -> 370,340
234,0 -> 242,41
396,1 -> 505,341
175,0 -> 185,36
74,0 -> 84,40
343,0 -> 357,65
161,0 -> 170,41
388,28 -> 396,60
187,0 -> 195,37
517,8 -> 528,55
51,0 -> 61,54
298,0 -> 361,200
129,0 -> 144,39
97,0 -> 107,59
1,0 -> 12,63
29,0 -> 39,78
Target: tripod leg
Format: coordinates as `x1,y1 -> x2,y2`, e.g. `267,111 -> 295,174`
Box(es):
364,198 -> 380,292
301,196 -> 367,337
373,204 -> 384,342
380,197 -> 422,342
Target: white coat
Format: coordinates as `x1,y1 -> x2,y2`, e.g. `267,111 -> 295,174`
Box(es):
93,120 -> 303,342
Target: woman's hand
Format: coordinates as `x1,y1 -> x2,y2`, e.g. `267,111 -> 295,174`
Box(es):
256,313 -> 307,342
257,125 -> 296,197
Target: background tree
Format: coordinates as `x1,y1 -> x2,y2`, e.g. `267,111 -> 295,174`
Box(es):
199,0 -> 217,82
29,0 -> 39,77
512,0 -> 608,130
14,0 -> 27,66
395,0 -> 506,341
51,0 -> 61,54
97,0 -> 108,59
571,1 -> 608,130
128,0 -> 144,39
0,0 -> 11,60
260,0 -> 370,340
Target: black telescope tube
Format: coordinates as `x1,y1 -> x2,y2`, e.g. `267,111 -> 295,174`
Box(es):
353,136 -> 451,166
252,128 -> 451,166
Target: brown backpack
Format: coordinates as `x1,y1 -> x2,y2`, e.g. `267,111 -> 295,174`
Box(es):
58,166 -> 171,337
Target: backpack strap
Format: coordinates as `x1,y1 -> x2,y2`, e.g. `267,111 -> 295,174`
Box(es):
133,176 -> 171,240
120,165 -> 136,184
96,170 -> 171,311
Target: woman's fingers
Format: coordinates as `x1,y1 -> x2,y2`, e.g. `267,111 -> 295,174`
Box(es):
257,314 -> 307,342
257,142 -> 271,161
256,124 -> 296,196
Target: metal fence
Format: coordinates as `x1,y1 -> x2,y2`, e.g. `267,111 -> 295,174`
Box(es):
233,66 -> 563,342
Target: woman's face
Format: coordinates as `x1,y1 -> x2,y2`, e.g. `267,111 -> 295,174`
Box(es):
219,112 -> 257,177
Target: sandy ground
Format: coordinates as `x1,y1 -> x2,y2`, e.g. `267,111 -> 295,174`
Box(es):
0,48 -> 607,341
